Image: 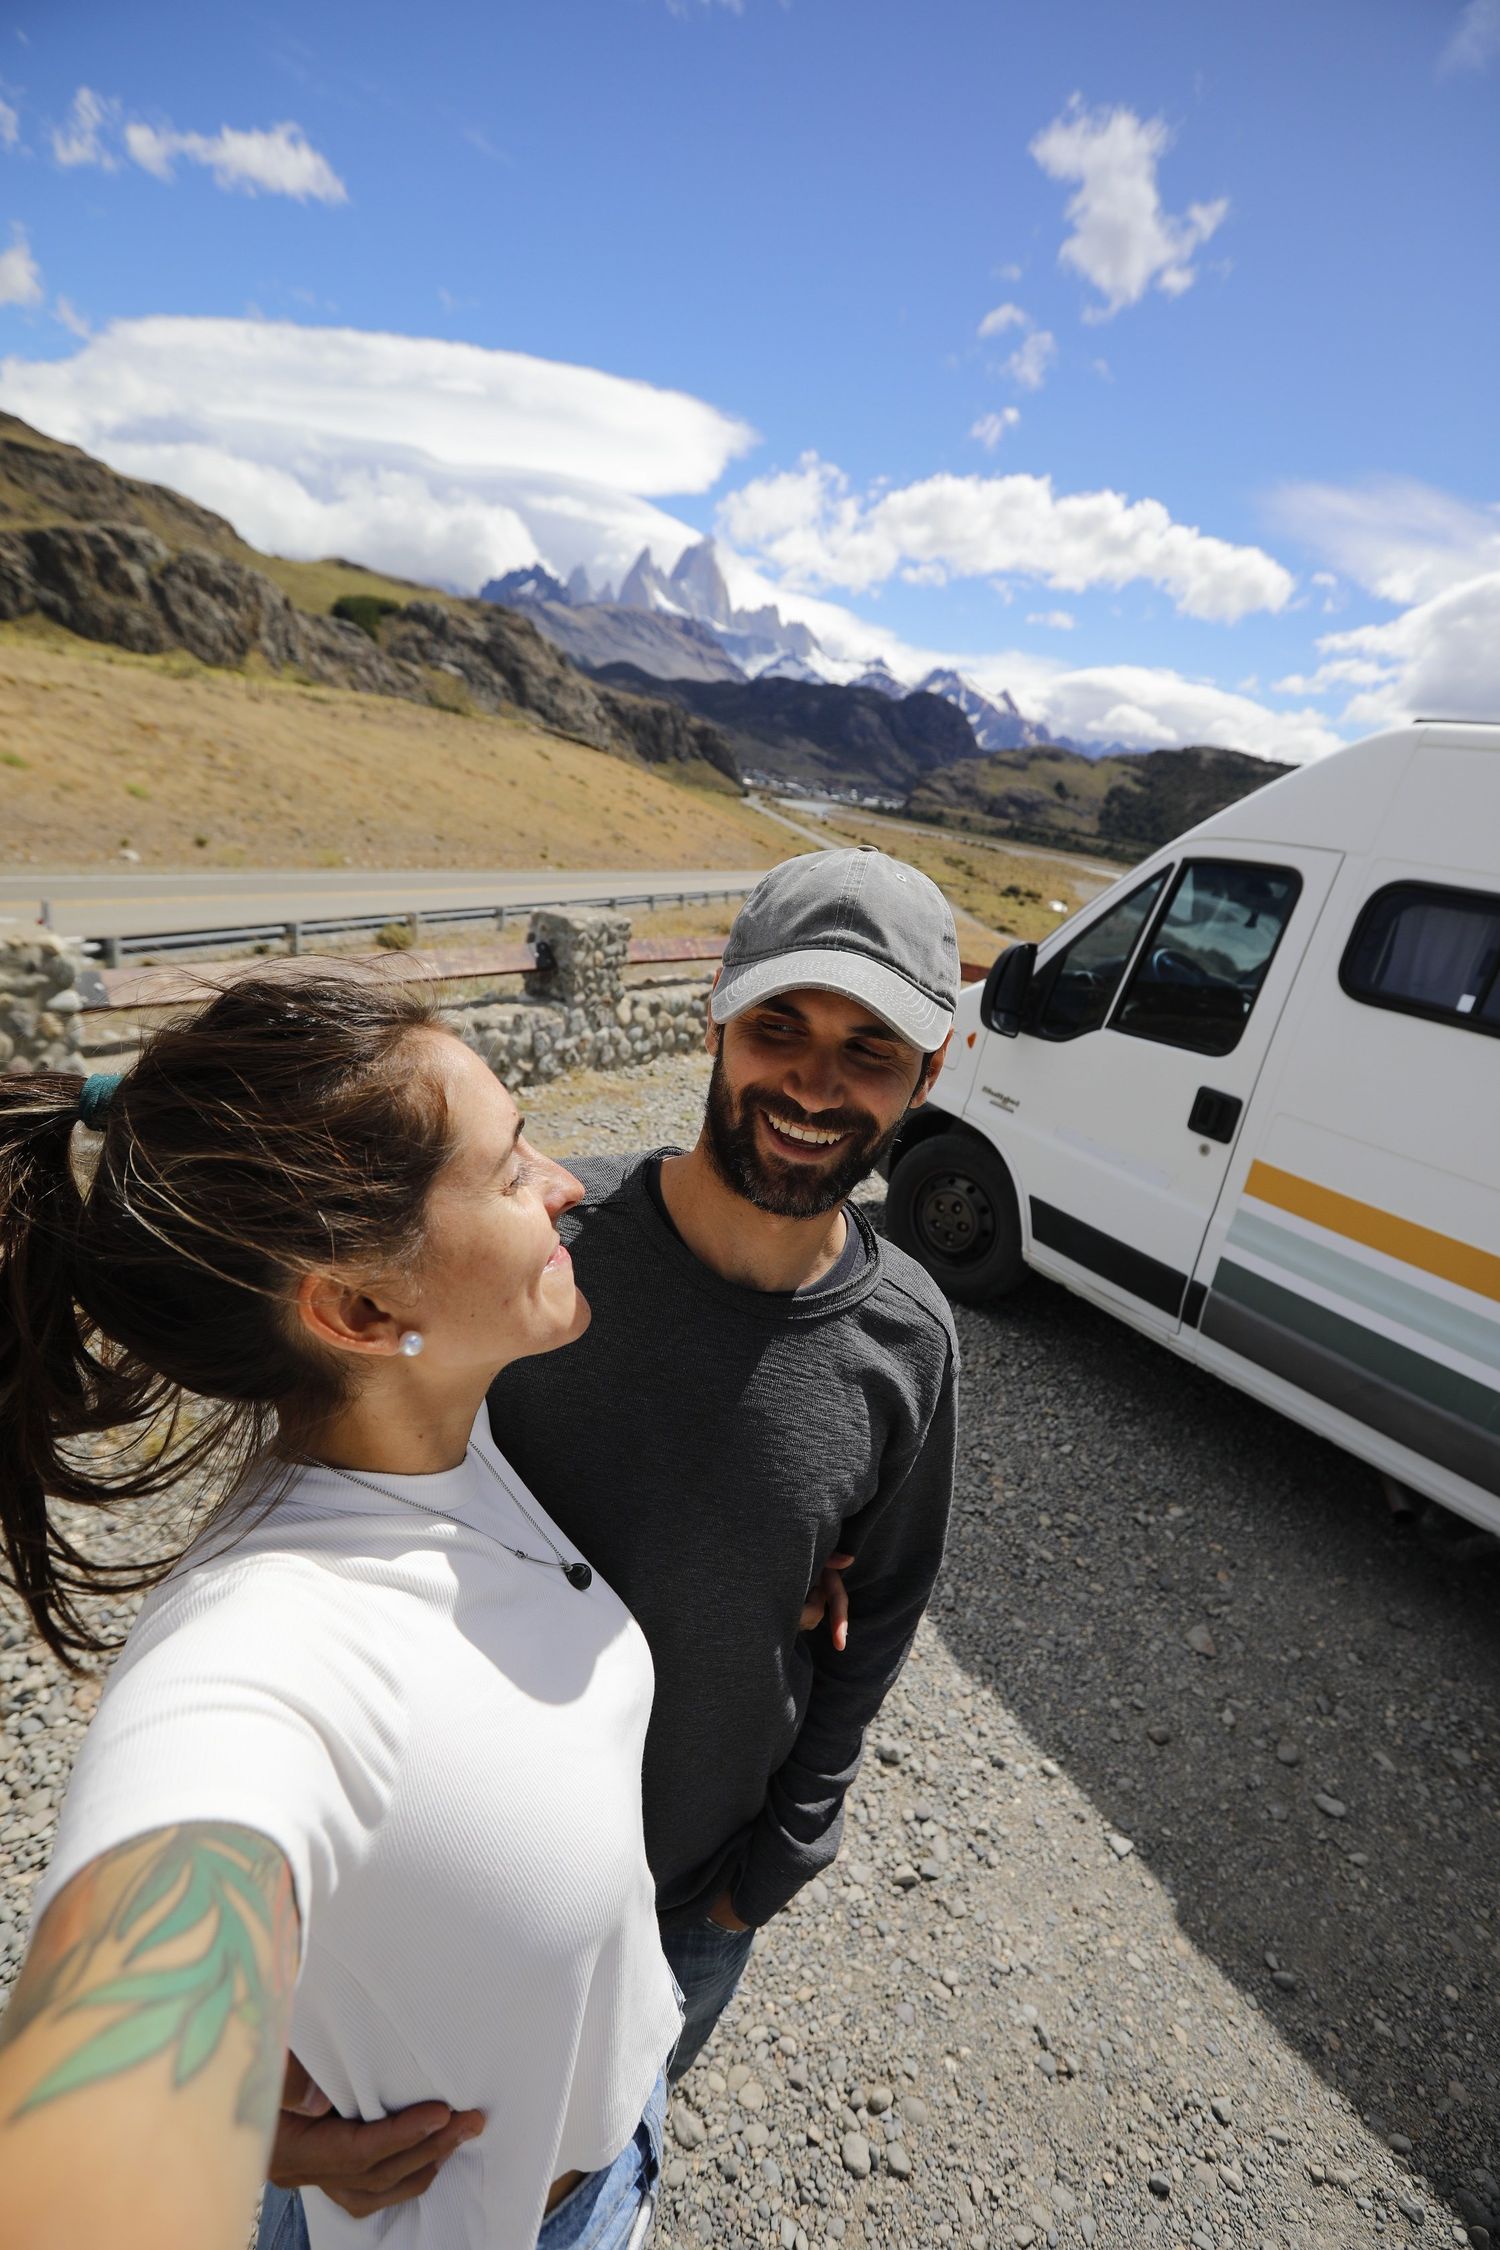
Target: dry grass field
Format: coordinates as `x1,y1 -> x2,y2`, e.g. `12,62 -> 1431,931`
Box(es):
0,623 -> 793,872
786,803 -> 1107,949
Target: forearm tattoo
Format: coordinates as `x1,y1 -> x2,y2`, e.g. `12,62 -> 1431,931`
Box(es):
0,1824 -> 297,2132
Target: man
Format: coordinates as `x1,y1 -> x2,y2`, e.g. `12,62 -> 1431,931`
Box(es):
260,846 -> 961,2234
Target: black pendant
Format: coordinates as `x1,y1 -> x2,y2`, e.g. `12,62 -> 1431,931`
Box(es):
564,1562 -> 594,1591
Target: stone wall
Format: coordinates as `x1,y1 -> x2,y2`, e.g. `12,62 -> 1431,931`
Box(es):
54,907 -> 712,1088
0,929 -> 87,1076
448,907 -> 710,1086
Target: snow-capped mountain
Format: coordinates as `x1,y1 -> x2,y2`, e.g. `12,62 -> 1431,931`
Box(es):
482,537 -> 1058,750
914,668 -> 1050,751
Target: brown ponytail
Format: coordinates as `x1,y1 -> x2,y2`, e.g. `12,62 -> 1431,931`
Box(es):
0,972 -> 456,1667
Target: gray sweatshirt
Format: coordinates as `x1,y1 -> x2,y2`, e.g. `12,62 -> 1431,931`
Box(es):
487,1151 -> 958,1929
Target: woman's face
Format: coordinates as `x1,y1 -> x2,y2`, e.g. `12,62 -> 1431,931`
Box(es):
387,1032 -> 590,1377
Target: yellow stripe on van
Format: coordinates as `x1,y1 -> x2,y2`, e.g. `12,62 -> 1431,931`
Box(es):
1244,1162 -> 1500,1305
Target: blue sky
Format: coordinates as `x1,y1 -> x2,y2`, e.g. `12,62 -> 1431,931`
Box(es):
2,0 -> 1498,755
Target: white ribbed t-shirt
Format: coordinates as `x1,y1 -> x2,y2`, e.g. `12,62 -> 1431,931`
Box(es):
36,1405 -> 682,2250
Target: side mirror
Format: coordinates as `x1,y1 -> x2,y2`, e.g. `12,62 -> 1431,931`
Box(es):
980,942 -> 1036,1038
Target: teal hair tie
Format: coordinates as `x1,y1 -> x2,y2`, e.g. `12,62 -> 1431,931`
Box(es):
77,1072 -> 124,1131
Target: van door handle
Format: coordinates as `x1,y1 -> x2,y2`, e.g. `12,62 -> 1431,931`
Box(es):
1188,1087 -> 1243,1144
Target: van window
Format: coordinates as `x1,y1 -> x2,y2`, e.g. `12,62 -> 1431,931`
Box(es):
1111,859 -> 1302,1058
1341,881 -> 1500,1037
1029,871 -> 1169,1040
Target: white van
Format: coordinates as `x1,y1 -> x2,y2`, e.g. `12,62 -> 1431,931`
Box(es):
886,721 -> 1500,1539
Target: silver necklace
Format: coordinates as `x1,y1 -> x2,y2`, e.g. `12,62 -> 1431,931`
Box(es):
315,1444 -> 593,1592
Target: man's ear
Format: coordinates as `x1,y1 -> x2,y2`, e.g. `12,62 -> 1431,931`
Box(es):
909,1030 -> 953,1111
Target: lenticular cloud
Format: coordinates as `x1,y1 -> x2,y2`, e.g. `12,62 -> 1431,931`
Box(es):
0,317 -> 757,590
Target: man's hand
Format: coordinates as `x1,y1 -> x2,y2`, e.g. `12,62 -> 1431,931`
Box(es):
800,1551 -> 854,1650
269,2054 -> 484,2217
706,1888 -> 752,1935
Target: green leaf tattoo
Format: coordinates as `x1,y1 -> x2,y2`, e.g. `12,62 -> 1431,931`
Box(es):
7,1824 -> 295,2131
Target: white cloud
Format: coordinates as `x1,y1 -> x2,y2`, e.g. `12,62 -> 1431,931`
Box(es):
1270,655 -> 1389,696
1030,97 -> 1228,319
977,301 -> 1028,337
717,451 -> 1294,621
124,119 -> 347,203
52,86 -> 119,169
970,408 -> 1020,450
0,316 -> 757,591
0,97 -> 19,151
1005,329 -> 1056,390
1268,475 -> 1500,605
52,294 -> 90,337
1027,609 -> 1075,630
1314,571 -> 1500,728
996,661 -> 1340,761
0,222 -> 41,308
1438,0 -> 1500,72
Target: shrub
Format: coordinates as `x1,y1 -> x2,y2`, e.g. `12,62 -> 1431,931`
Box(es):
332,594 -> 401,642
375,920 -> 416,952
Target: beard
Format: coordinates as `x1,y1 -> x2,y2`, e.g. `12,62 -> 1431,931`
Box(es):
702,1047 -> 909,1219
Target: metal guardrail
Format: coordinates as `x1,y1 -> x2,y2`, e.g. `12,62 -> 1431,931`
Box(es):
83,885 -> 755,968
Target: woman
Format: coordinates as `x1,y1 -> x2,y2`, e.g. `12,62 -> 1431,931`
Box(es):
0,973 -> 682,2250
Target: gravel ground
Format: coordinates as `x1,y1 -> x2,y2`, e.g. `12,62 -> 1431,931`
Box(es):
2,1051 -> 1496,2250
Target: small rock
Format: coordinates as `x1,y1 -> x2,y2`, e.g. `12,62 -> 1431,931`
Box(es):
1211,2097 -> 1233,2127
1148,2169 -> 1172,2198
1313,1793 -> 1348,1819
1275,1740 -> 1302,1766
865,2084 -> 893,2114
665,2159 -> 687,2189
842,2132 -> 872,2179
892,1865 -> 920,1890
918,1858 -> 943,1881
1185,1624 -> 1217,1658
781,2221 -> 799,2250
671,2107 -> 706,2150
1107,1832 -> 1135,1859
739,2078 -> 766,2112
897,2094 -> 928,2125
1220,2162 -> 1245,2195
1271,1968 -> 1299,1992
1395,2192 -> 1426,2225
886,2144 -> 912,2180
1388,2134 -> 1413,2156
718,2152 -> 740,2182
1147,1722 -> 1172,1745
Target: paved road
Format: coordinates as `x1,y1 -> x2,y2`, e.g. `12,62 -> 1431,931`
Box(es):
0,866 -> 772,942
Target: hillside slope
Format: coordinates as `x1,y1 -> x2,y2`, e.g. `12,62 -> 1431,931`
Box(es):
0,624 -> 792,872
908,742 -> 1293,859
0,416 -> 740,790
592,666 -> 980,794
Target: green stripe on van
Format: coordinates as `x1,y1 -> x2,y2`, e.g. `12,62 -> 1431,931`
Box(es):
1228,1209 -> 1500,1373
1213,1260 -> 1500,1438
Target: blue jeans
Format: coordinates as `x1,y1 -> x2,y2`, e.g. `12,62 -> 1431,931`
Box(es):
256,2076 -> 665,2250
659,1913 -> 756,2084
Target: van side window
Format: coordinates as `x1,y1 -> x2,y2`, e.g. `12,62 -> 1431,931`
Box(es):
1029,871 -> 1168,1040
1110,859 -> 1302,1058
1340,881 -> 1500,1037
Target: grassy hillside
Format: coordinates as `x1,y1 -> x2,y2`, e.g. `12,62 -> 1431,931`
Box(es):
782,803 -> 1107,949
0,622 -> 792,872
908,742 -> 1293,861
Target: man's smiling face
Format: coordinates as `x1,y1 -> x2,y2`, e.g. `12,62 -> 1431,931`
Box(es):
704,986 -> 944,1219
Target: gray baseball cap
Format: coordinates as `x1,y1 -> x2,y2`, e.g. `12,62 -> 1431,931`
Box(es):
711,847 -> 960,1050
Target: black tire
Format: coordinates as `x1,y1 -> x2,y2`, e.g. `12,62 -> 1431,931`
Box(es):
885,1130 -> 1025,1304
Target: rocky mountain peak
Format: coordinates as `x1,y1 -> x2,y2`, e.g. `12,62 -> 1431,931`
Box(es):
668,537 -> 733,628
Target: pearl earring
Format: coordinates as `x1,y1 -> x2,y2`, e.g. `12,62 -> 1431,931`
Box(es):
398,1330 -> 425,1358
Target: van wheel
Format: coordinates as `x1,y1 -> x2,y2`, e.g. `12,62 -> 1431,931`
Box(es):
886,1132 -> 1025,1304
